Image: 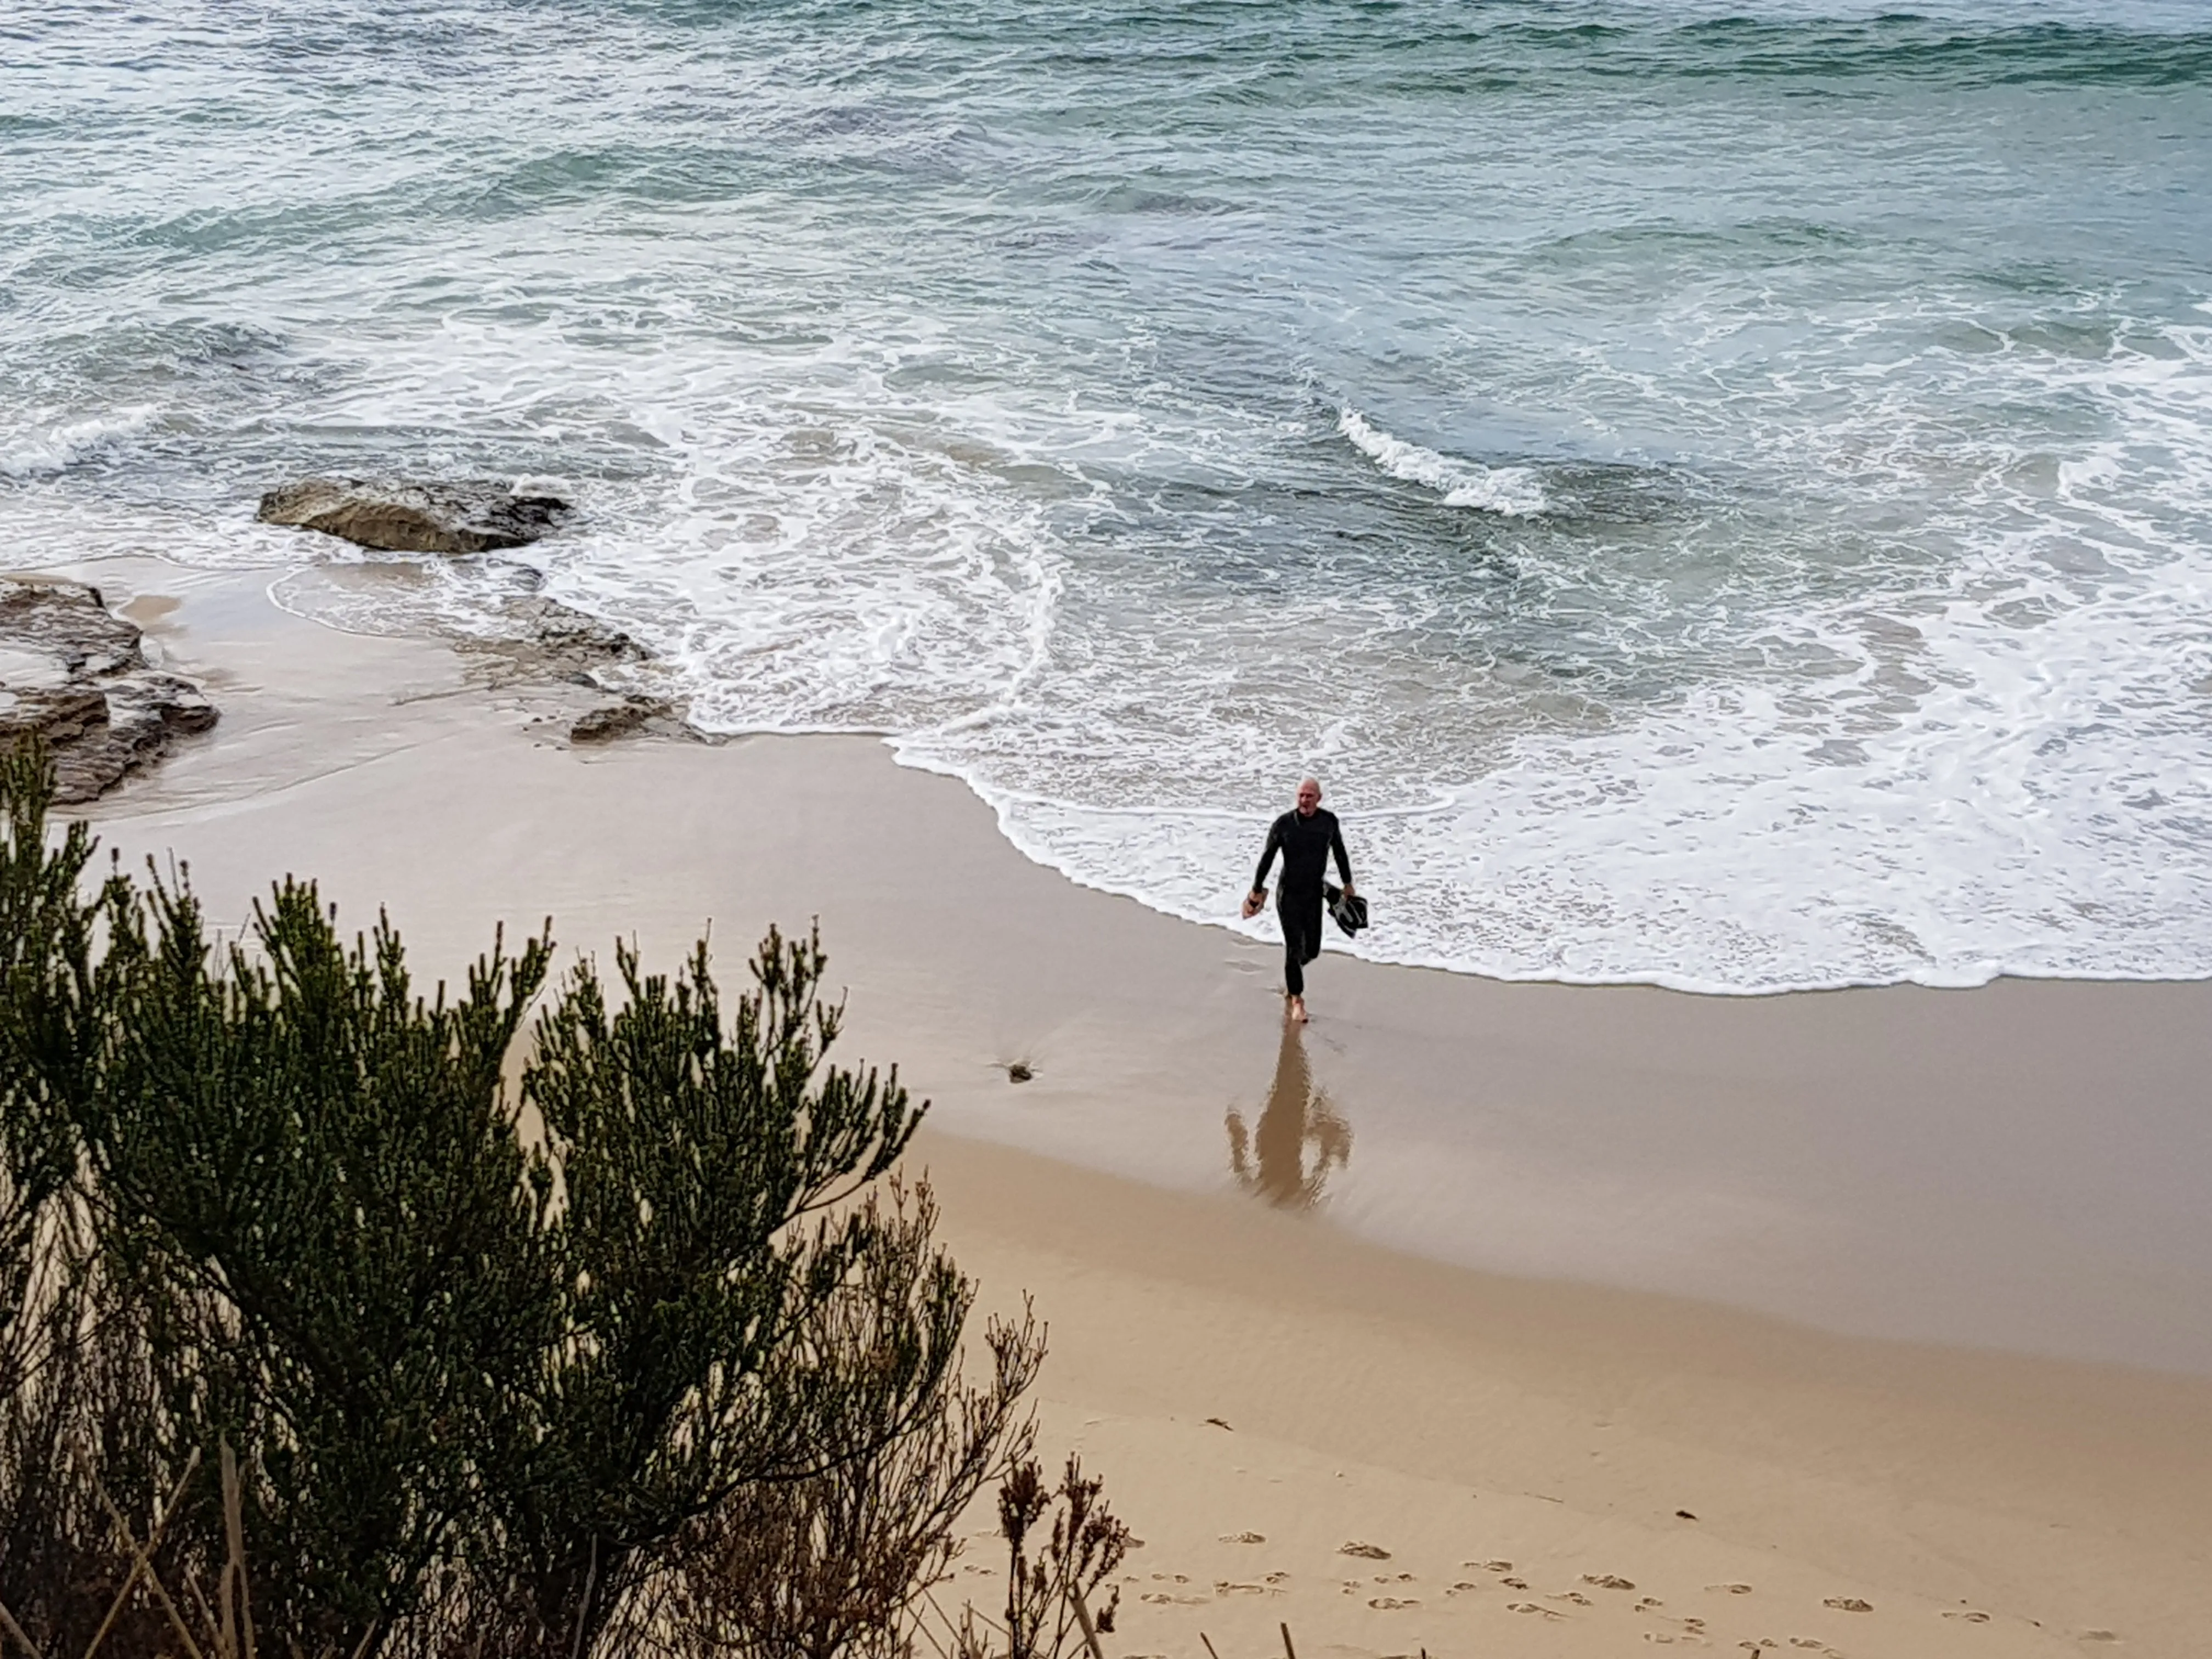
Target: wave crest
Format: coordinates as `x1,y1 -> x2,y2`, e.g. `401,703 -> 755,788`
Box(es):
1338,409 -> 1547,516
0,407 -> 160,479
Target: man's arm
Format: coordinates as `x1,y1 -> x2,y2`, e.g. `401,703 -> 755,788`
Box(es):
1330,819 -> 1353,889
1251,816 -> 1284,894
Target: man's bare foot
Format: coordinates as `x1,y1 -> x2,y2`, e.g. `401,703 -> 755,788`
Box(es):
1287,995 -> 1308,1024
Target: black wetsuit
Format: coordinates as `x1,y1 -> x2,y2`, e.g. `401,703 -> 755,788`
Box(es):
1251,807 -> 1352,996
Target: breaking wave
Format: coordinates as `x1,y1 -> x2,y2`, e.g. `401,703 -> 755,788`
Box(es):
1337,410 -> 1549,517
0,407 -> 160,479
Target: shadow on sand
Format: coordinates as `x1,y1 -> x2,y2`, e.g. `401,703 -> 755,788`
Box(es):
1226,1021 -> 1352,1210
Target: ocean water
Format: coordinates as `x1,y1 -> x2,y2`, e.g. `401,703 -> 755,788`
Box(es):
5,0 -> 2211,992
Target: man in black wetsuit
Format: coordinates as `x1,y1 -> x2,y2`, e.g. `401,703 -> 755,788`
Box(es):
1242,776 -> 1355,1024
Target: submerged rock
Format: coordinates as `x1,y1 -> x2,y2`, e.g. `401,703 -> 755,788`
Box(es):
504,596 -> 647,665
568,695 -> 673,744
455,595 -> 654,695
257,477 -> 570,554
0,578 -> 217,802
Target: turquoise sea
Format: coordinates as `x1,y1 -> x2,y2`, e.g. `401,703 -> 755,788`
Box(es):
5,0 -> 2210,991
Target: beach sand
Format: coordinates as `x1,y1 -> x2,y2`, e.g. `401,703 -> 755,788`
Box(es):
46,554 -> 2212,1657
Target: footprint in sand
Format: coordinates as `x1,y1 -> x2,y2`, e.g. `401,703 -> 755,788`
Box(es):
1709,1583 -> 1754,1595
1942,1610 -> 1991,1623
1500,1576 -> 1530,1589
1471,1559 -> 1513,1572
1339,1540 -> 1392,1559
1638,1598 -> 1666,1610
2079,1633 -> 2119,1644
1367,1596 -> 1419,1610
1585,1573 -> 1638,1590
1506,1602 -> 1566,1620
1549,1591 -> 1594,1606
1214,1582 -> 1273,1597
1447,1581 -> 1481,1594
1822,1598 -> 1872,1613
1218,1531 -> 1266,1544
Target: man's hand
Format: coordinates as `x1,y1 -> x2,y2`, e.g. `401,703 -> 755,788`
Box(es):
1342,881 -> 1356,899
1242,888 -> 1266,920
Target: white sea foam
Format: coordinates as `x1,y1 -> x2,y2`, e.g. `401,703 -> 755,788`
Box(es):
894,303 -> 2212,993
0,407 -> 160,479
949,532 -> 2212,995
1336,408 -> 1548,516
63,285 -> 2210,995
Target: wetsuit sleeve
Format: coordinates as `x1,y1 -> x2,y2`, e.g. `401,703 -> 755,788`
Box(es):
1252,817 -> 1284,891
1331,820 -> 1352,886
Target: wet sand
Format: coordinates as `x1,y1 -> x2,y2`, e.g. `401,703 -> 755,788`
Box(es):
46,554 -> 2212,1656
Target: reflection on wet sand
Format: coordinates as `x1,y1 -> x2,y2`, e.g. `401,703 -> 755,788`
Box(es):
1227,1022 -> 1352,1210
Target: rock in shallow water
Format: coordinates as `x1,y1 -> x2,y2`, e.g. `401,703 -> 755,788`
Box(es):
257,478 -> 570,554
0,578 -> 217,801
568,695 -> 673,744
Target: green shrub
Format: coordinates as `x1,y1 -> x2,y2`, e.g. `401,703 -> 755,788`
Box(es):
480,926 -> 955,1657
0,746 -> 1062,1659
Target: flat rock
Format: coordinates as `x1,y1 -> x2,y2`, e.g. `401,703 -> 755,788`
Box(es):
257,478 -> 570,554
0,579 -> 217,802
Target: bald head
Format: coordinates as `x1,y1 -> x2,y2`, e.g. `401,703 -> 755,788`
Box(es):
1295,777 -> 1321,815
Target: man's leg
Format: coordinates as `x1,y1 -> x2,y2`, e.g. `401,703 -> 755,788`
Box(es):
1280,891 -> 1323,1019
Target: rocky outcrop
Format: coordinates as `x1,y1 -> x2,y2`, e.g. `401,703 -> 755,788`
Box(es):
0,579 -> 217,802
257,478 -> 570,554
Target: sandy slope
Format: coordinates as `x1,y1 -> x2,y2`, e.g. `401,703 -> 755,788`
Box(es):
929,1134 -> 2211,1657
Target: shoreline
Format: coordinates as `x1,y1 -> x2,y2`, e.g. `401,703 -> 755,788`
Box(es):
925,743 -> 2212,1001
24,549 -> 2212,1652
52,550 -> 2212,1376
872,735 -> 2210,1005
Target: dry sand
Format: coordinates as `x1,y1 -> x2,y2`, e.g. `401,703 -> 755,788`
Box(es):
43,554 -> 2212,1657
